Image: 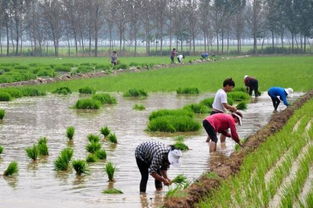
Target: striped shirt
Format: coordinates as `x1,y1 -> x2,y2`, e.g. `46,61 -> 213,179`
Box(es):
135,141 -> 170,174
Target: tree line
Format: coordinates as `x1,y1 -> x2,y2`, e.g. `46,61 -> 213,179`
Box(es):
0,0 -> 312,57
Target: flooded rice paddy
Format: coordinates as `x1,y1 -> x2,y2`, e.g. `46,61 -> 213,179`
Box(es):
0,92 -> 302,208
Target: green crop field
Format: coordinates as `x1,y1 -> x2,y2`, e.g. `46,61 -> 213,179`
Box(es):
14,55 -> 313,93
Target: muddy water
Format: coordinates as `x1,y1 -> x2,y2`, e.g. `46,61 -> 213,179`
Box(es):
0,92 -> 302,208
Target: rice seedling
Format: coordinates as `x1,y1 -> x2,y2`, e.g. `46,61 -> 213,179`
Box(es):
227,91 -> 250,102
148,115 -> 200,132
236,102 -> 247,110
102,188 -> 123,194
174,142 -> 189,151
66,126 -> 75,140
234,138 -> 247,151
86,142 -> 101,153
107,133 -> 118,144
105,162 -> 116,182
149,109 -> 194,121
25,144 -> 39,161
123,88 -> 148,98
183,103 -> 210,114
78,86 -> 96,94
21,88 -> 46,97
0,109 -> 5,120
75,98 -> 101,109
0,146 -> 4,154
37,137 -> 49,156
165,186 -> 188,198
176,87 -> 200,95
200,97 -> 214,108
54,148 -> 73,171
86,154 -> 98,163
172,174 -> 188,184
100,126 -> 110,137
95,149 -> 107,160
0,92 -> 12,101
52,87 -> 72,95
3,161 -> 18,176
87,134 -> 100,143
133,104 -> 145,111
175,136 -> 185,142
92,93 -> 117,104
72,160 -> 89,175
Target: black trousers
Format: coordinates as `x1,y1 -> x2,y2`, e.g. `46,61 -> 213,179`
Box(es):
247,80 -> 260,96
203,120 -> 218,143
269,94 -> 280,110
136,157 -> 162,193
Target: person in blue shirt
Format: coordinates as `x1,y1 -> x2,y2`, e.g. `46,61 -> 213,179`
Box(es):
268,87 -> 293,111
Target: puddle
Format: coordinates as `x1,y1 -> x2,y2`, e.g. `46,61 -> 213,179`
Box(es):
0,92 -> 302,208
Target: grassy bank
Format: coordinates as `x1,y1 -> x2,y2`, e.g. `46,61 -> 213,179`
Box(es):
11,56 -> 313,93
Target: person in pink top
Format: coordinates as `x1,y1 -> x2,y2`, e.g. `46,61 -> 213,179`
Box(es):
203,111 -> 244,152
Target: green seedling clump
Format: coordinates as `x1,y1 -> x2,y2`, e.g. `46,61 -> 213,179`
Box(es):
123,88 -> 148,98
174,142 -> 189,151
25,144 -> 39,161
227,91 -> 250,102
105,162 -> 116,182
3,161 -> 18,176
53,87 -> 72,95
0,92 -> 12,101
133,104 -> 145,111
75,98 -> 101,109
234,138 -> 247,151
37,137 -> 49,156
172,174 -> 188,184
176,87 -> 200,95
0,146 -> 4,154
72,160 -> 89,175
78,87 -> 96,94
54,148 -> 73,171
92,93 -> 117,104
100,126 -> 110,137
149,109 -> 194,121
0,109 -> 5,119
107,133 -> 118,144
148,115 -> 200,132
86,154 -> 98,163
87,134 -> 100,143
95,149 -> 107,160
236,102 -> 247,110
66,126 -> 75,140
200,98 -> 215,108
86,142 -> 101,153
21,88 -> 46,97
102,188 -> 123,194
183,103 -> 210,114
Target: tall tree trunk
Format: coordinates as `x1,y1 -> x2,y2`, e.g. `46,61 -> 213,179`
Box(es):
221,29 -> 224,54
6,22 -> 10,55
271,30 -> 274,48
15,21 -> 19,55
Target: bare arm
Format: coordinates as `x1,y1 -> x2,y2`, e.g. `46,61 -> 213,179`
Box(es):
151,172 -> 170,185
222,103 -> 237,112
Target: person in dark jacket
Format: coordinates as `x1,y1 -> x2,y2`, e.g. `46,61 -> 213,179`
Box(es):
244,75 -> 261,97
268,87 -> 293,111
170,48 -> 177,64
135,141 -> 182,193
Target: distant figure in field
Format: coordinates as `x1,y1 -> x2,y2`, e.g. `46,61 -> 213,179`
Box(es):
177,54 -> 184,64
111,51 -> 118,65
201,52 -> 209,59
244,75 -> 261,97
203,111 -> 243,152
170,48 -> 177,64
268,87 -> 293,112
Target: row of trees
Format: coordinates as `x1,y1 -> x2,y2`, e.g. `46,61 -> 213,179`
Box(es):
0,0 -> 312,56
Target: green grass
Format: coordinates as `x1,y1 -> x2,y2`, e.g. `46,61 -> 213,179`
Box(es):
176,87 -> 200,94
105,162 -> 116,182
53,87 -> 72,95
86,142 -> 101,153
102,188 -> 123,194
107,133 -> 117,144
133,104 -> 145,111
100,126 -> 110,137
0,109 -> 5,119
3,161 -> 18,176
92,93 -> 117,104
72,160 -> 89,175
79,86 -> 96,94
16,56 -> 313,93
37,137 -> 49,156
74,98 -> 101,109
0,146 -> 3,154
54,148 -> 73,171
25,144 -> 39,161
66,126 -> 75,140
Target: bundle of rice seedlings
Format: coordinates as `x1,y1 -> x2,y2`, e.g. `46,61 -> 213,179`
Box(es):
78,87 -> 96,94
25,144 -> 39,161
37,137 -> 49,156
173,142 -> 189,151
3,161 -> 18,176
133,104 -> 145,111
0,146 -> 3,154
0,109 -> 5,120
236,102 -> 247,110
107,133 -> 117,144
86,154 -> 98,163
105,162 -> 116,181
72,160 -> 89,175
66,126 -> 75,140
172,174 -> 188,184
86,142 -> 101,153
102,188 -> 123,194
87,134 -> 100,143
100,126 -> 110,137
95,149 -> 107,160
54,148 -> 73,171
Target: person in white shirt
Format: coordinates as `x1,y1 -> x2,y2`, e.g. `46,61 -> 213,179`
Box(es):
177,54 -> 184,63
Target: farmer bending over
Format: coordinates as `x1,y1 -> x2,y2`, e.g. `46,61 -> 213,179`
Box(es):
111,51 -> 118,65
135,141 -> 182,193
268,87 -> 293,112
244,75 -> 261,97
203,111 -> 243,152
170,48 -> 177,64
177,54 -> 184,63
201,52 -> 209,59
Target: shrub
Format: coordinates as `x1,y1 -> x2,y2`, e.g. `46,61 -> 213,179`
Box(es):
53,87 -> 72,95
75,98 -> 101,109
107,133 -> 117,144
87,134 -> 100,143
100,126 -> 110,137
176,87 -> 200,95
95,149 -> 107,160
236,102 -> 247,110
148,115 -> 200,132
3,161 -> 18,176
92,93 -> 117,104
86,142 -> 101,153
37,137 -> 49,156
25,144 -> 39,161
227,91 -> 250,102
123,89 -> 148,98
21,88 -> 46,96
54,148 -> 73,171
149,109 -> 193,121
133,104 -> 145,111
102,188 -> 123,194
174,142 -> 189,151
105,162 -> 116,181
200,97 -> 215,108
86,154 -> 98,163
183,103 -> 210,114
78,87 -> 96,94
66,126 -> 75,140
0,146 -> 3,154
0,109 -> 5,119
72,160 -> 89,175
0,92 -> 12,101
